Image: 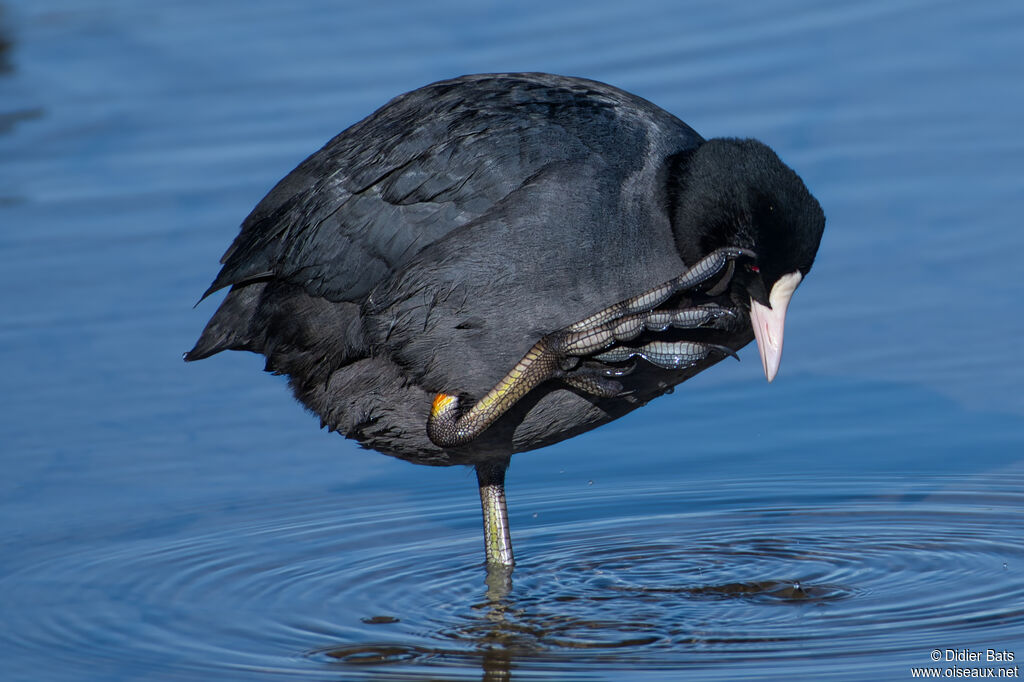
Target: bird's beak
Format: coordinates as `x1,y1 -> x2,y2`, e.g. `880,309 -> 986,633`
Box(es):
748,270 -> 802,383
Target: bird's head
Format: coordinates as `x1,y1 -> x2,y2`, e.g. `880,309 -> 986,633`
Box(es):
670,137 -> 825,381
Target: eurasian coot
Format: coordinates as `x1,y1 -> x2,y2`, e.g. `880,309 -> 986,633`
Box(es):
186,73 -> 825,567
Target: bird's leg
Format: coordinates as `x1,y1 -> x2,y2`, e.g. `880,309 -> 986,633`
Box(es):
426,247 -> 754,448
427,336 -> 564,447
476,459 -> 514,567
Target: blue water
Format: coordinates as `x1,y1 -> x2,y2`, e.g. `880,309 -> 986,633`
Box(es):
2,0 -> 1023,680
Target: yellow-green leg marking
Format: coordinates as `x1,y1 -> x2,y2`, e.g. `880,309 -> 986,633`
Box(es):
476,459 -> 514,567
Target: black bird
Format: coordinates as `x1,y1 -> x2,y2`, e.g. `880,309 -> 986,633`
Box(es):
186,73 -> 825,567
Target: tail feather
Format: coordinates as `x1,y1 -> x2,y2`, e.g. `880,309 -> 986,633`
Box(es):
185,282 -> 268,361
185,280 -> 368,391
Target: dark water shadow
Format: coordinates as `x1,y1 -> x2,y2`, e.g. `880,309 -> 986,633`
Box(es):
0,4 -> 12,75
0,5 -> 43,143
0,106 -> 42,137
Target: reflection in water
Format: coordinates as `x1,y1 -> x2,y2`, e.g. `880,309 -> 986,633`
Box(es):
321,567 -> 519,679
320,556 -> 850,672
308,475 -> 1024,680
322,565 -> 519,680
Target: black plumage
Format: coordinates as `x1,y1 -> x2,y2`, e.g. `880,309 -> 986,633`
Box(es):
187,73 -> 825,565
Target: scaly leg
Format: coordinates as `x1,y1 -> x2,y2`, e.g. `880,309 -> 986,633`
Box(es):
595,340 -> 738,368
476,459 -> 514,567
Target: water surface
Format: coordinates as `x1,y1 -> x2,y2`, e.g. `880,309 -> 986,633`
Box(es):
2,0 -> 1023,680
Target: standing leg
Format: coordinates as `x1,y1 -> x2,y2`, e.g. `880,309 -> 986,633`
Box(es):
476,458 -> 514,567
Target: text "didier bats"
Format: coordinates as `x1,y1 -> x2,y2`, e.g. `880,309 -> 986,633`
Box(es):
944,650 -> 1015,662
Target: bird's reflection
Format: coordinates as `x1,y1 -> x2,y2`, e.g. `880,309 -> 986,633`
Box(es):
320,565 -> 526,680
478,564 -> 514,682
483,563 -> 514,602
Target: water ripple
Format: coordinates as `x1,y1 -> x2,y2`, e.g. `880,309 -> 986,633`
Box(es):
3,473 -> 1021,680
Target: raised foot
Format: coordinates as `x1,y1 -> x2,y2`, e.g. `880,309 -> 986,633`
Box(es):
426,248 -> 754,448
594,340 -> 738,369
559,361 -> 629,398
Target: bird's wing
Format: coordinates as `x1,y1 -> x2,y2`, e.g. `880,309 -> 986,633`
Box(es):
199,73 -> 702,304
